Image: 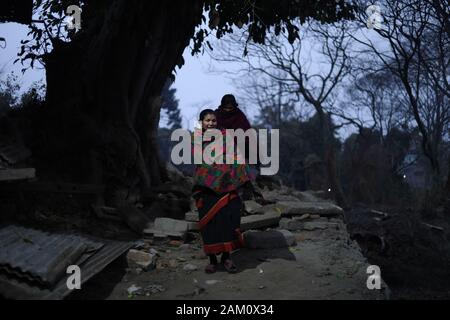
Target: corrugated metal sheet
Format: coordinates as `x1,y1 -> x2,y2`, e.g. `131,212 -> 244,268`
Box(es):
0,225 -> 133,299
0,225 -> 104,286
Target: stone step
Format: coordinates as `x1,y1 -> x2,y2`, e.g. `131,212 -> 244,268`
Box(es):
244,229 -> 296,249
240,209 -> 281,231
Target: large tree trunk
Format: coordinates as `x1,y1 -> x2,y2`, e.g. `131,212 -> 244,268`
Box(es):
42,0 -> 203,205
316,107 -> 348,209
445,158 -> 450,195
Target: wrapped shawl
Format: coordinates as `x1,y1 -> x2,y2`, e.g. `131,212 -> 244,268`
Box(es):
215,106 -> 251,131
192,128 -> 255,194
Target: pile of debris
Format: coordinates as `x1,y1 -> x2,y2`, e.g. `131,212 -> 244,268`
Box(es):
125,164 -> 347,255
104,167 -> 388,300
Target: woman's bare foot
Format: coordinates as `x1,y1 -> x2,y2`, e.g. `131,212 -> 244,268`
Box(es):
222,259 -> 237,273
205,263 -> 217,274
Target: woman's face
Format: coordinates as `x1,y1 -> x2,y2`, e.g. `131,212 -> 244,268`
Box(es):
223,103 -> 235,112
202,113 -> 217,130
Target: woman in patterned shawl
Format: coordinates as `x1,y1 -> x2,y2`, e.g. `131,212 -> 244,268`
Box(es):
192,109 -> 254,274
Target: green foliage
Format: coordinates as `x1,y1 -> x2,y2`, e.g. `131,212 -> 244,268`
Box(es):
16,0 -> 85,70
18,0 -> 356,70
0,72 -> 20,115
0,72 -> 46,116
193,0 -> 356,55
19,81 -> 46,107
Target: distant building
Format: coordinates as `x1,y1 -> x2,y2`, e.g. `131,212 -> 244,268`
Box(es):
400,150 -> 433,189
399,140 -> 449,189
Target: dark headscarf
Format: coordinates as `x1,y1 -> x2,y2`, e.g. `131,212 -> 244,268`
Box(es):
215,95 -> 251,131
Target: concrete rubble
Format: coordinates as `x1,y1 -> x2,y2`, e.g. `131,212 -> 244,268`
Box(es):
243,200 -> 263,214
139,170 -> 346,244
240,209 -> 281,231
274,200 -> 344,217
126,249 -> 158,271
143,217 -> 190,239
279,217 -> 339,231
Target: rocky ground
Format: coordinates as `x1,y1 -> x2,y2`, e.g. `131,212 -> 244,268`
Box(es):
70,175 -> 389,300
9,164 -> 449,300
71,221 -> 388,300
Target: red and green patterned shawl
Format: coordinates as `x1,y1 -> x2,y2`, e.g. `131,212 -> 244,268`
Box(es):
192,128 -> 255,194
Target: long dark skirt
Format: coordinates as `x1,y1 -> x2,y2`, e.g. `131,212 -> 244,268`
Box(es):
193,187 -> 244,255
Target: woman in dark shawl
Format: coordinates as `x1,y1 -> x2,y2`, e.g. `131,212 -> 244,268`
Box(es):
192,109 -> 254,274
215,94 -> 265,203
215,94 -> 251,131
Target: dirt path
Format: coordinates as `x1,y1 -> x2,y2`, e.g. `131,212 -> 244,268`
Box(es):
71,218 -> 388,300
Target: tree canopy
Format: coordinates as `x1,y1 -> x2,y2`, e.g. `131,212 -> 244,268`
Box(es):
17,0 -> 357,71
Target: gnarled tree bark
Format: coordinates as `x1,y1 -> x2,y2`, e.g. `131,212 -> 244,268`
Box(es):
42,0 -> 203,205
